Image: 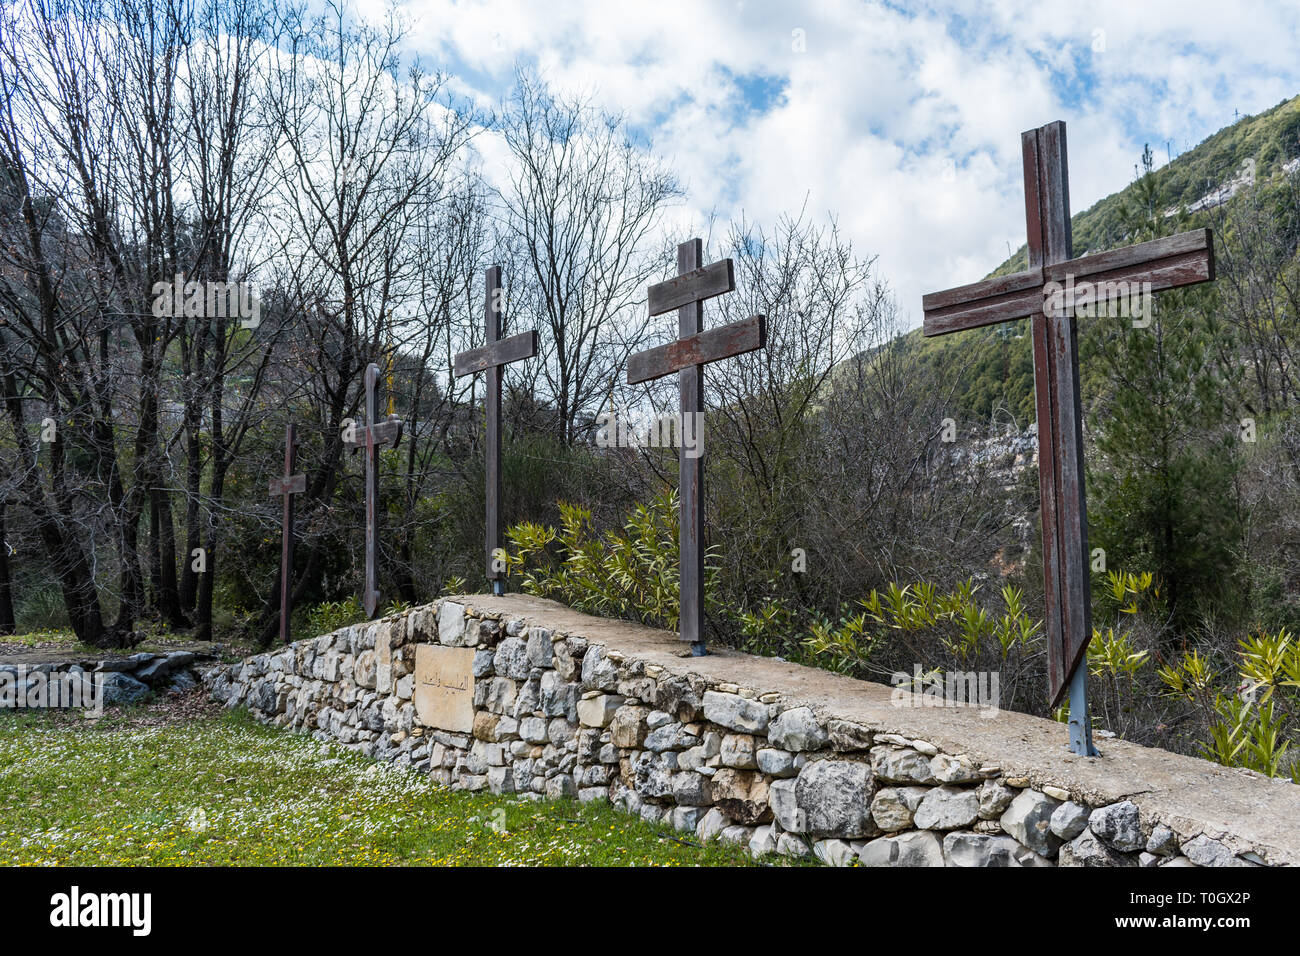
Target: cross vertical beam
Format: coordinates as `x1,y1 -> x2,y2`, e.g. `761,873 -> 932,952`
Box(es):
268,423 -> 306,645
361,364 -> 384,618
627,239 -> 767,656
677,239 -> 706,654
485,265 -> 504,596
1023,122 -> 1096,756
343,362 -> 403,618
452,266 -> 539,594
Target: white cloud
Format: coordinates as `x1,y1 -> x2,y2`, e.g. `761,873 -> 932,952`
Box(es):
374,0 -> 1300,328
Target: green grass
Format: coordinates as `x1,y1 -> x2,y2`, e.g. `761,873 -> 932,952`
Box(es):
0,624 -> 247,661
1,628 -> 79,648
0,707 -> 783,866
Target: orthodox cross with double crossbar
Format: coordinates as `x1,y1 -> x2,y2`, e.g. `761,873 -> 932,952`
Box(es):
922,120 -> 1215,754
627,238 -> 767,655
268,423 -> 306,644
453,265 -> 538,595
344,362 -> 403,617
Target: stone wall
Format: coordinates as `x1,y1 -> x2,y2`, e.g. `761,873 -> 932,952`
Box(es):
202,594 -> 1300,867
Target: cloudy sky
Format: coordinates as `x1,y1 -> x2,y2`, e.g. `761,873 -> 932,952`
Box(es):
361,0 -> 1300,328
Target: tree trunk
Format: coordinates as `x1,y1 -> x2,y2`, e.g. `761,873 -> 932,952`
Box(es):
150,485 -> 187,627
194,460 -> 228,644
0,501 -> 16,636
178,425 -> 203,613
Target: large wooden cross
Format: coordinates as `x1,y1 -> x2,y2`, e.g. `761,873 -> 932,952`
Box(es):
453,265 -> 538,595
627,238 -> 767,655
267,423 -> 306,644
344,362 -> 403,617
922,120 -> 1214,754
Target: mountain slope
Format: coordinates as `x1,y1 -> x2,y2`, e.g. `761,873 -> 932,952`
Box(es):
908,93 -> 1300,426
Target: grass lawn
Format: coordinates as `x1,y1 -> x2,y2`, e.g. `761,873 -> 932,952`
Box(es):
0,625 -> 244,663
0,694 -> 785,867
0,629 -> 81,649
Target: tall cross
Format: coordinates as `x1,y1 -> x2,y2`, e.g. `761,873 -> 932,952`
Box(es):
344,362 -> 403,617
267,423 -> 306,644
922,120 -> 1215,754
453,265 -> 538,595
627,238 -> 767,655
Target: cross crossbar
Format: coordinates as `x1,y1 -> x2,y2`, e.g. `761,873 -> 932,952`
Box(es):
647,259 -> 735,316
626,313 -> 766,385
453,330 -> 539,378
343,418 -> 402,448
268,474 -> 307,496
923,229 -> 1214,336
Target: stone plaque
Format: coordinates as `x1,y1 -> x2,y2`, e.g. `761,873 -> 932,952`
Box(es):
414,644 -> 475,732
375,624 -> 392,694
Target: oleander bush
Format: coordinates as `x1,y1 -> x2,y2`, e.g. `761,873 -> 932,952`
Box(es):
506,500 -> 1300,781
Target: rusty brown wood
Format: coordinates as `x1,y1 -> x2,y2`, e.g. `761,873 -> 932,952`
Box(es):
678,240 -> 706,652
626,240 -> 767,652
1023,121 -> 1091,712
452,265 -> 538,591
921,266 -> 1045,317
268,423 -> 305,644
358,418 -> 401,446
922,229 -> 1214,335
626,313 -> 766,384
343,362 -> 403,617
920,120 -> 1216,712
453,329 -> 539,378
647,258 -> 735,316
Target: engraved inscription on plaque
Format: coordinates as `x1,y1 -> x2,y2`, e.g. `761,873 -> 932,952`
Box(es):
375,627 -> 393,694
413,644 -> 475,733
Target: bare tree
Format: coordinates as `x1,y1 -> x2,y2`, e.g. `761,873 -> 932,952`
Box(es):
0,0 -> 189,646
498,70 -> 681,444
251,0 -> 475,642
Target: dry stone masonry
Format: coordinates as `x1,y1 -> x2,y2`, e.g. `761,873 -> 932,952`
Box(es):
202,594 -> 1300,867
4,650 -> 206,706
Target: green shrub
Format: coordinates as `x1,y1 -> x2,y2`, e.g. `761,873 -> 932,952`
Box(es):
503,488 -> 721,631
505,493 -> 1298,780
14,585 -> 70,633
297,597 -> 367,640
1158,627 -> 1300,779
801,580 -> 1043,677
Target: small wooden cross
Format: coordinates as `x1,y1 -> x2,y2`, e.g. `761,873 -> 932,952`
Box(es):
922,120 -> 1215,754
453,265 -> 538,595
344,362 -> 403,617
267,423 -> 306,644
627,238 -> 767,655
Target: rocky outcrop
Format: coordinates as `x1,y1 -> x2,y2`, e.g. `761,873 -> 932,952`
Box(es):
2,650 -> 207,709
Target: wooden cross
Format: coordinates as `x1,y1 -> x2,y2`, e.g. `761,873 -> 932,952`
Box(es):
922,120 -> 1215,754
343,362 -> 403,617
267,423 -> 306,645
453,265 -> 538,595
627,238 -> 767,655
